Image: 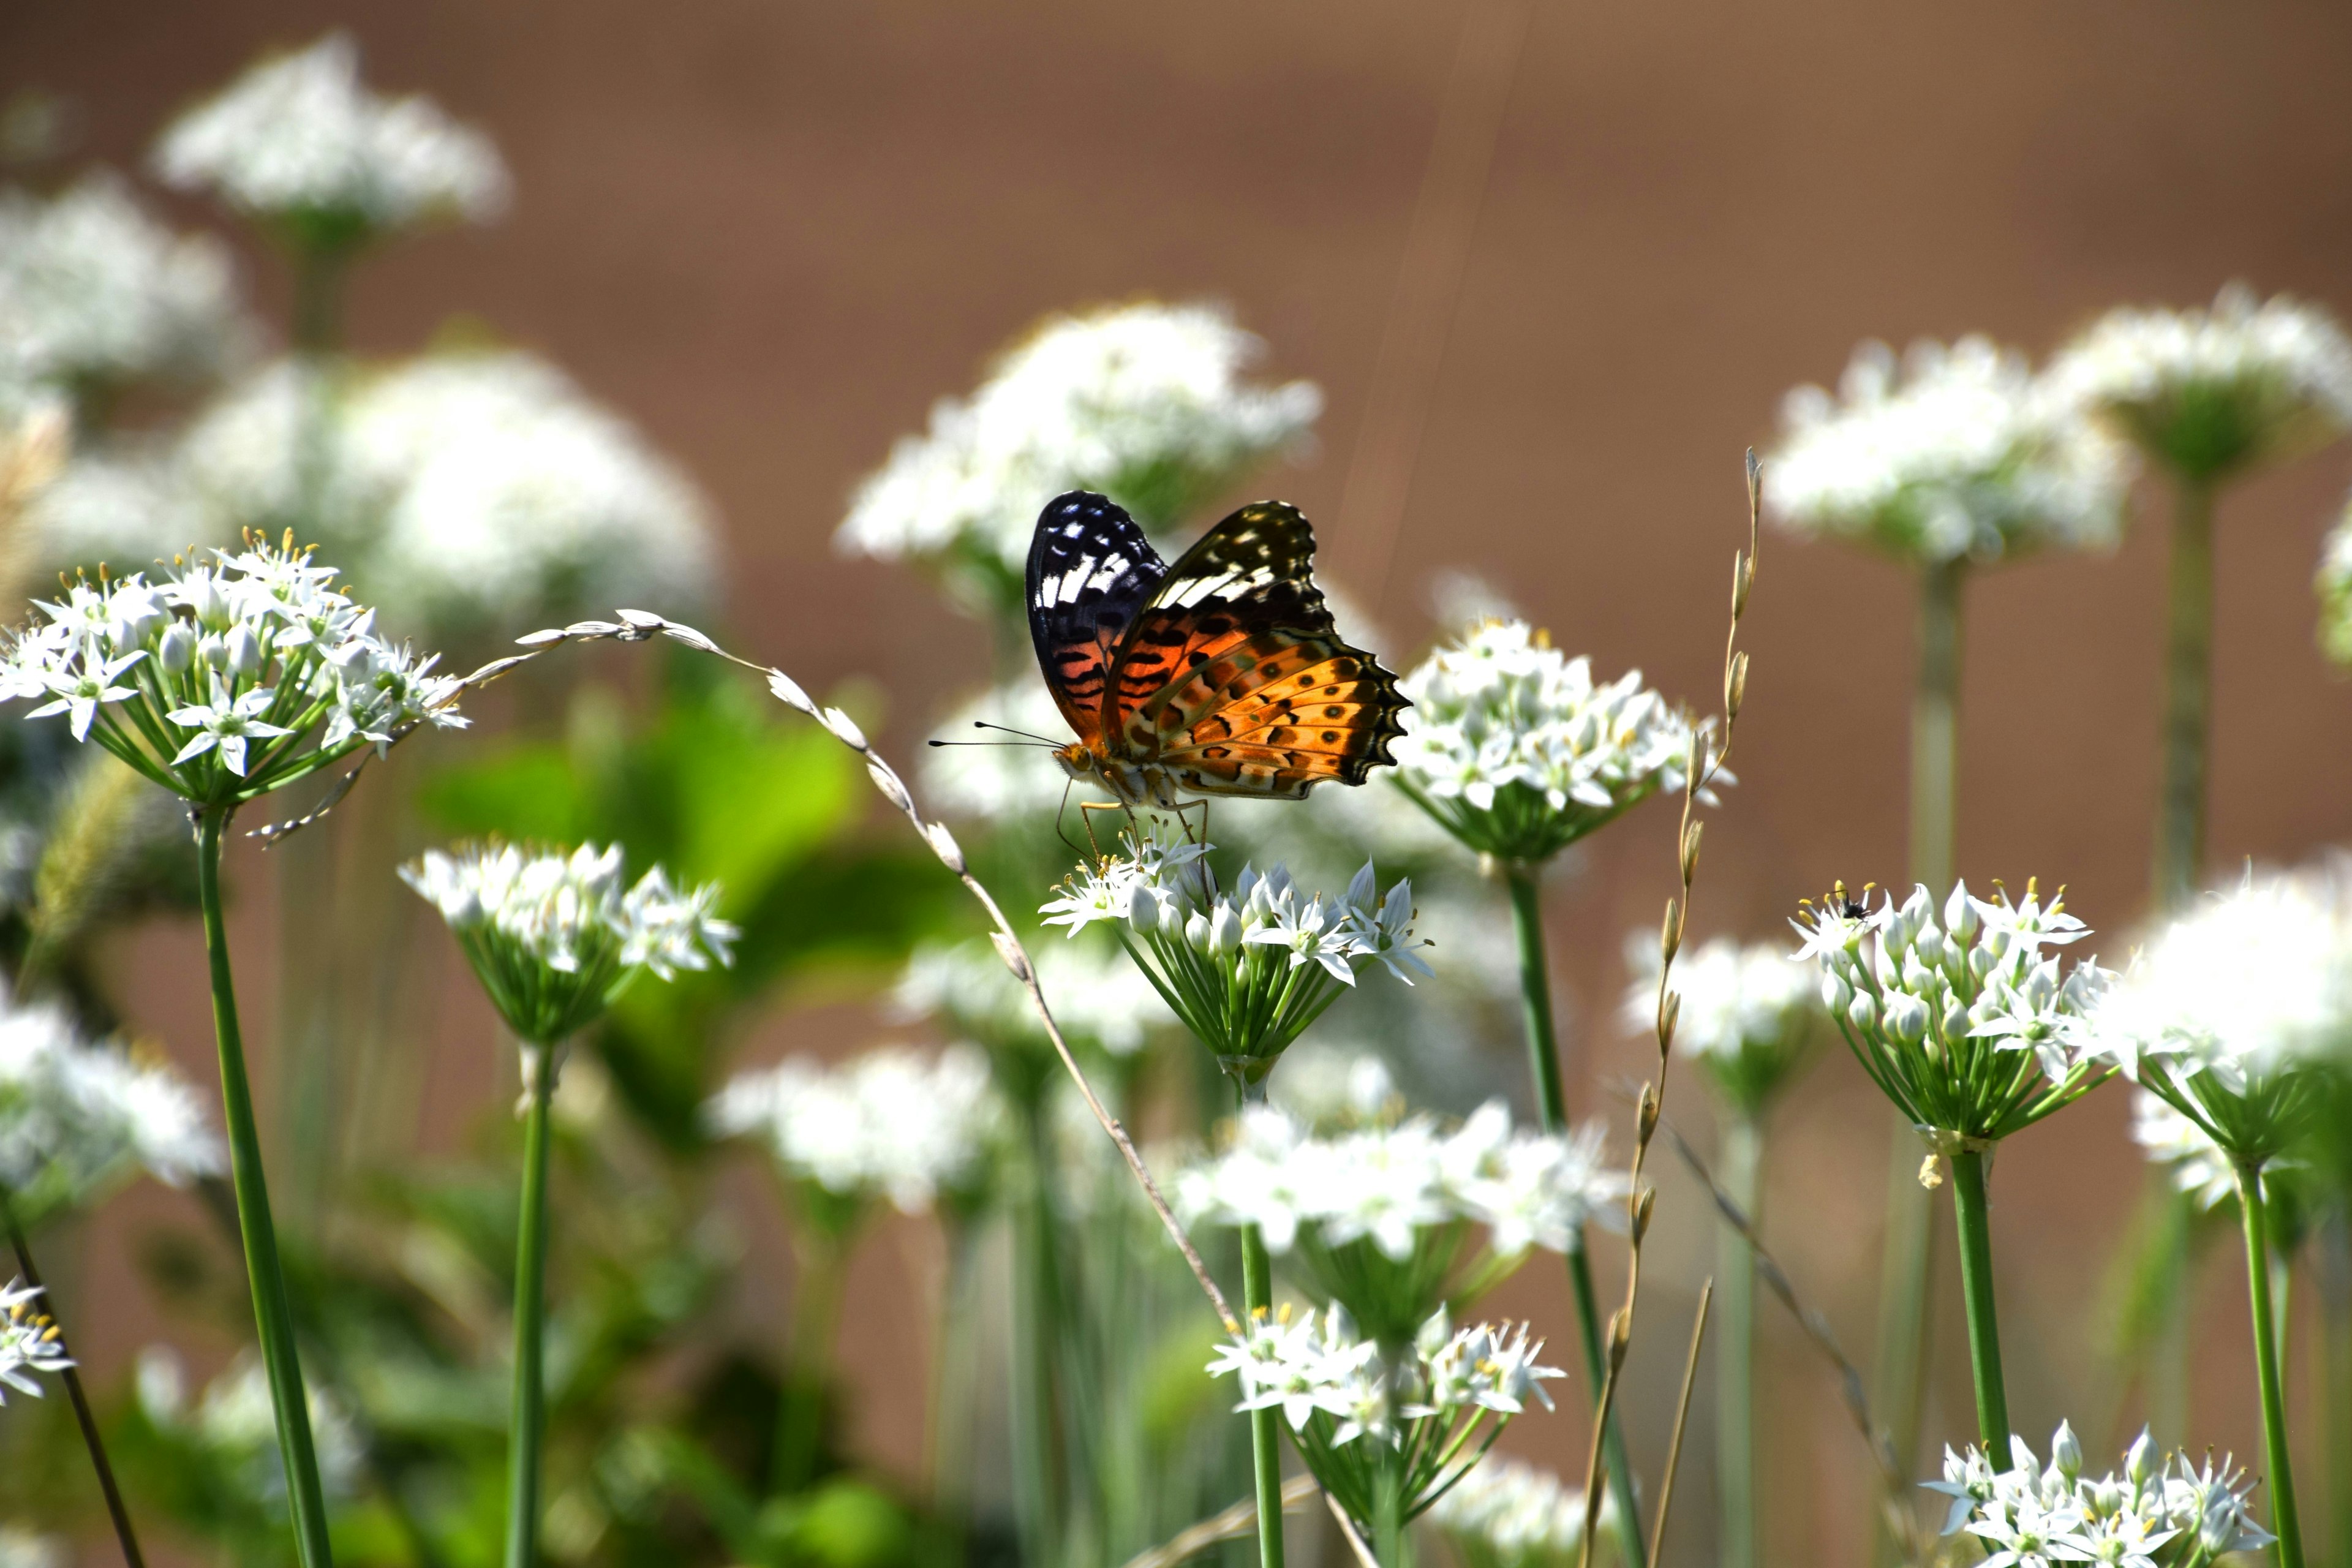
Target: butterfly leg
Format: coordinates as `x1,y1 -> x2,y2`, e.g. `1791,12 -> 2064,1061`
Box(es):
1078,799 -> 1129,862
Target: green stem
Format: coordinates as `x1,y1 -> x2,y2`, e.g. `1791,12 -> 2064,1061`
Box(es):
1009,1086 -> 1065,1564
2154,478 -> 2215,911
5,1207 -> 145,1568
1716,1112 -> 1762,1568
196,809 -> 336,1568
2318,1215 -> 2352,1568
504,1044 -> 556,1568
1947,1148 -> 2012,1468
1868,1126 -> 1936,1568
773,1215 -> 850,1496
1910,558 -> 1965,893
1505,865 -> 1648,1567
1239,1216 -> 1287,1568
2236,1163 -> 2305,1568
1372,1459 -> 1409,1568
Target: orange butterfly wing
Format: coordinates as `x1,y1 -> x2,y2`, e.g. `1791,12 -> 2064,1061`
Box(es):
1103,502 -> 1408,800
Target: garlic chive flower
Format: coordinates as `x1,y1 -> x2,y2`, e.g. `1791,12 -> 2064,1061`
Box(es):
153,32 -> 508,253
1924,1422 -> 2274,1568
2046,284 -> 2352,484
893,937 -> 1174,1060
1791,880 -> 2113,1146
0,1529 -> 61,1568
1206,1302 -> 1562,1540
1041,827 -> 1430,1085
2313,494 -> 2352,666
135,1346 -> 364,1507
838,301 -> 1319,614
0,536 -> 469,807
2078,865 -> 2352,1169
1430,1456 -> 1618,1568
1765,336 -> 2132,565
1623,933 -> 1823,1114
1393,620 -> 1717,865
1179,1101 -> 1626,1347
402,842 -> 736,1048
2130,1090 -> 2269,1215
0,990 -> 221,1225
707,1044 -> 1005,1228
0,1280 -> 70,1400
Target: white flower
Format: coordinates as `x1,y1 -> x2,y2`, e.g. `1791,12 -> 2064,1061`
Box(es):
1623,933 -> 1820,1104
1930,1425 -> 2272,1568
1205,1302 -> 1561,1443
154,33 -> 508,238
708,1042 -> 1005,1216
0,1529 -> 63,1568
403,843 -> 736,1043
1394,620 -> 1716,862
2129,1090 -> 2239,1210
21,438 -> 208,576
2046,282 -> 2352,480
136,1346 -> 363,1506
1447,1111 -> 1632,1255
0,1280 -> 71,1400
893,938 -> 1171,1057
1268,1044 -> 1396,1128
837,301 -> 1319,606
0,171 -> 248,413
1766,336 -> 2132,564
0,990 -> 221,1212
165,680 -> 289,775
1430,1455 -> 1611,1566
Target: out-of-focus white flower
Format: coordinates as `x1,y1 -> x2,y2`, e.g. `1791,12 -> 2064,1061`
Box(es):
2079,863 -> 2352,1164
837,301 -> 1319,611
154,33 -> 507,244
167,351 -> 716,638
1925,1423 -> 2273,1568
1268,1043 -> 1396,1129
2313,492 -> 2352,666
1623,933 -> 1822,1110
1394,620 -> 1716,864
892,937 -> 1171,1058
0,171 -> 249,416
2046,283 -> 2352,483
136,1346 -> 362,1506
0,1528 -> 63,1568
1430,1455 -> 1615,1568
2130,1090 -> 2240,1212
23,438 -> 207,572
0,989 -> 220,1218
707,1043 -> 1005,1219
404,842 -> 736,1046
1766,336 -> 2133,564
0,1279 -> 72,1400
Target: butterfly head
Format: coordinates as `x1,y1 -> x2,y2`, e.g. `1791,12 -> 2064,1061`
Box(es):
1053,739 -> 1178,809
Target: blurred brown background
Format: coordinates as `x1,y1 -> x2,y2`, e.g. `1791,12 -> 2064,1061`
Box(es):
9,0 -> 2352,1561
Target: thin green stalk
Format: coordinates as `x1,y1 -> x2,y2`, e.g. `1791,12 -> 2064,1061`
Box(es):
1240,1216 -> 1287,1568
2318,1216 -> 2352,1568
1910,558 -> 1964,894
504,1044 -> 556,1568
1009,1086 -> 1066,1565
1371,1461 -> 1409,1568
2235,1164 -> 2304,1568
1716,1112 -> 1762,1568
5,1206 -> 145,1568
195,809 -> 336,1568
1504,865 -> 1648,1566
2153,478 -> 2215,911
1868,1130 -> 1935,1568
1947,1148 -> 2013,1468
772,1225 -> 848,1496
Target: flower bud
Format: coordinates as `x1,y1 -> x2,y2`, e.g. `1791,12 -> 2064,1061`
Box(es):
2125,1428 -> 2156,1490
1910,926 -> 1945,968
2051,1420 -> 2081,1482
1942,1000 -> 1970,1040
1883,993 -> 1930,1046
1209,903 -> 1243,956
157,621 -> 195,673
1128,886 -> 1161,935
225,624 -> 263,678
1821,971 -> 1853,1013
1846,990 -> 1878,1033
198,632 -> 227,669
109,588 -> 165,647
186,575 -> 232,630
1185,911 -> 1212,953
1944,881 -> 1980,944
2087,1476 -> 2124,1520
1969,945 -> 1996,981
1901,949 -> 1937,993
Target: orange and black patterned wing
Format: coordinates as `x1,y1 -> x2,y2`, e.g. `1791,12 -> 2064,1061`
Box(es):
1104,501 -> 1408,800
1027,491 -> 1167,744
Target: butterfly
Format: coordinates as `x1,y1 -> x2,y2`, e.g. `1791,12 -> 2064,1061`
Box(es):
1025,489 -> 1409,808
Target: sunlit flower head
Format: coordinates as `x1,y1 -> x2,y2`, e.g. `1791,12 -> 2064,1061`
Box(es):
0,171 -> 249,417
403,842 -> 736,1045
1924,1423 -> 2273,1568
0,1529 -> 62,1568
2045,282 -> 2352,481
1766,336 -> 2133,565
892,937 -> 1172,1060
154,32 -> 508,249
707,1043 -> 1005,1223
1623,933 -> 1822,1111
1393,620 -> 1717,865
136,1346 -> 363,1508
1430,1455 -> 1617,1568
837,301 -> 1319,614
0,1279 -> 71,1401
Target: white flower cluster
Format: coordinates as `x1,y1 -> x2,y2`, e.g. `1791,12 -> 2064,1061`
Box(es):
154,33 -> 508,239
1924,1423 -> 2274,1568
1766,337 -> 2132,564
1429,1456 -> 1610,1568
0,990 -> 220,1218
707,1044 -> 1005,1218
137,1346 -> 363,1505
0,538 -> 468,804
1180,1102 -> 1627,1262
893,937 -> 1172,1058
0,1529 -> 61,1568
0,1280 -> 71,1401
1042,831 -> 1428,1079
2046,283 -> 2352,480
2130,1090 -> 2241,1212
838,301 -> 1319,603
1208,1303 -> 1561,1450
1792,881 -> 2111,1140
0,171 -> 248,415
1623,933 -> 1821,1106
2313,496 -> 2352,666
1267,1044 -> 1399,1129
1393,621 -> 1712,864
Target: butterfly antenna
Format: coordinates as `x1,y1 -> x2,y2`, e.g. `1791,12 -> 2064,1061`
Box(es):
1053,779 -> 1083,860
974,720 -> 1065,745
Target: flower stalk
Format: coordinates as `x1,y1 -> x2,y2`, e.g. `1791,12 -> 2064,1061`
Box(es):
2234,1163 -> 2304,1568
1946,1147 -> 2013,1466
505,1041 -> 556,1568
1714,1112 -> 1761,1568
1239,1209 -> 1288,1568
2154,478 -> 2215,910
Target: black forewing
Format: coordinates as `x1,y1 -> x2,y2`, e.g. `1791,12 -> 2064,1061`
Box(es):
1025,490 -> 1167,743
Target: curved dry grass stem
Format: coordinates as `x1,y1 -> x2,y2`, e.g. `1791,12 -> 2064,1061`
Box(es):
1576,454 -> 1761,1568
379,610 -> 1242,1330
1650,1277 -> 1712,1567
1116,1474 -> 1323,1568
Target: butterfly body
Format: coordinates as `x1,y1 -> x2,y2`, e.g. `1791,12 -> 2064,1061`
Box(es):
1027,491 -> 1408,807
